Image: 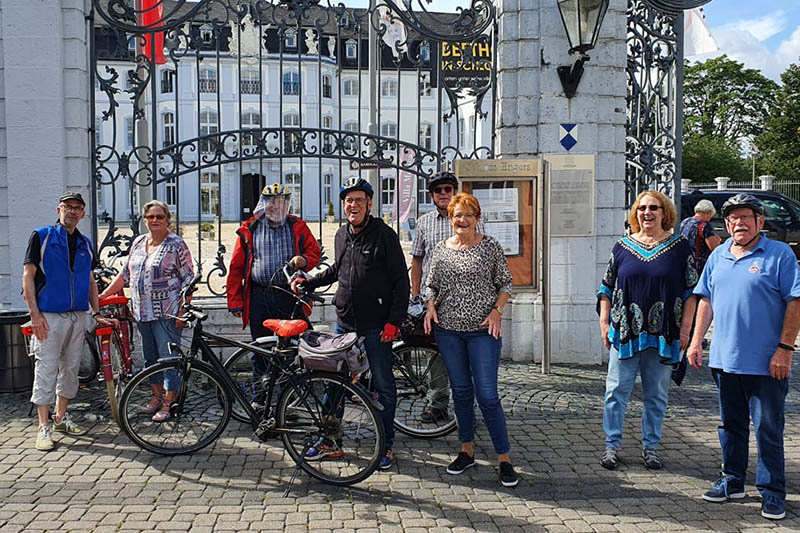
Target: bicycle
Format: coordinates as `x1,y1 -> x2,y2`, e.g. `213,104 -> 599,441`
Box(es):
117,271 -> 386,487
93,291 -> 137,424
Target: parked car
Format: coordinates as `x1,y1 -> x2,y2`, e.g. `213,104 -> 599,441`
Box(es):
681,189 -> 800,262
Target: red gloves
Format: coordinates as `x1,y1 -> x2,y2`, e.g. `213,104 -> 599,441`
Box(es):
381,323 -> 399,342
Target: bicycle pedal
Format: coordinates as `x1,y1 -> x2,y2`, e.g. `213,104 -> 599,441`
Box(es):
254,417 -> 277,441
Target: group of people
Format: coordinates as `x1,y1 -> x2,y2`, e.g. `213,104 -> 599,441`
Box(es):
21,180 -> 799,509
598,190 -> 799,521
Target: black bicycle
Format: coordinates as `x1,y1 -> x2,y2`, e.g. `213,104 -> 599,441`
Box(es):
117,271 -> 386,486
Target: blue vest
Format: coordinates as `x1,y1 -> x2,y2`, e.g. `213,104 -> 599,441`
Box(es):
35,225 -> 94,313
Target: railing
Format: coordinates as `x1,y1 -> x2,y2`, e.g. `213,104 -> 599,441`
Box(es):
686,180 -> 800,204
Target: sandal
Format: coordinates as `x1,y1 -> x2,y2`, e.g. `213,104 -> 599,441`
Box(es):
140,396 -> 162,414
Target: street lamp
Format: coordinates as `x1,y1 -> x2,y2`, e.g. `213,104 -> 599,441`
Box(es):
556,0 -> 610,98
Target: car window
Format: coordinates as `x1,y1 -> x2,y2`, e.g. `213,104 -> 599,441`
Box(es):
761,199 -> 793,227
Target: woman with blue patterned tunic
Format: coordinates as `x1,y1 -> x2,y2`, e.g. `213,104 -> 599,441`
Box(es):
597,191 -> 698,471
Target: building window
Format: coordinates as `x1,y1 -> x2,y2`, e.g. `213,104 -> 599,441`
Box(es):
417,176 -> 431,206
240,69 -> 260,94
127,35 -> 137,53
323,173 -> 333,206
284,173 -> 301,214
95,117 -> 103,147
419,74 -> 431,97
283,72 -> 299,95
199,110 -> 219,153
458,118 -> 465,149
163,112 -> 175,148
343,78 -> 358,97
420,42 -> 430,62
199,24 -> 213,44
96,186 -> 105,214
161,69 -> 175,93
284,29 -> 297,49
166,178 -> 177,207
345,39 -> 357,59
241,111 -> 261,149
283,113 -> 300,153
322,116 -> 333,153
343,122 -> 358,151
322,75 -> 332,98
381,79 -> 398,97
125,117 -> 134,149
200,172 -> 219,216
381,122 -> 397,139
340,14 -> 350,28
381,176 -> 395,206
469,115 -> 477,151
199,68 -> 217,93
419,123 -> 432,150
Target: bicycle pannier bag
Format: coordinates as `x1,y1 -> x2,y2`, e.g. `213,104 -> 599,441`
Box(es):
298,330 -> 369,373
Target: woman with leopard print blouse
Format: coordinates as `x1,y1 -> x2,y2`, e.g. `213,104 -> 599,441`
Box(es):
423,192 -> 516,487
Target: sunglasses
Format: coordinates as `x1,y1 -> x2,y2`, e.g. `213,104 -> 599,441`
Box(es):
636,205 -> 662,212
145,214 -> 167,220
433,186 -> 454,194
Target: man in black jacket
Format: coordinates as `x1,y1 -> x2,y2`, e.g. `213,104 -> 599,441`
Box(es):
293,177 -> 409,470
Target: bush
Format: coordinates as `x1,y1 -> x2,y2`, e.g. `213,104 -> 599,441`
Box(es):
327,202 -> 334,217
200,222 -> 215,233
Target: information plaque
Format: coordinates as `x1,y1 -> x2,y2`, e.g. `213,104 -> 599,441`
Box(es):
544,154 -> 595,237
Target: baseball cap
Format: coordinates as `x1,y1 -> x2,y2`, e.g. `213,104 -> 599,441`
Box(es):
59,192 -> 86,206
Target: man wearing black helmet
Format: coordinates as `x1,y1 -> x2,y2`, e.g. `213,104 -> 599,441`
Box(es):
688,193 -> 800,520
409,171 -> 485,422
292,176 -> 409,470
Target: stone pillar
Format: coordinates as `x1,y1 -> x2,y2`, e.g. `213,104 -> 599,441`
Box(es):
0,0 -> 90,309
759,175 -> 775,191
495,0 -> 627,364
715,177 -> 730,190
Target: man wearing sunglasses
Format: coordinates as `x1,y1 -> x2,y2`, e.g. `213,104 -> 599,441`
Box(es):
22,193 -> 108,451
409,171 -> 484,423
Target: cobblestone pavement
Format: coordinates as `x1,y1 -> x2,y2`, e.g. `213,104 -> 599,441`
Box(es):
2,360 -> 800,532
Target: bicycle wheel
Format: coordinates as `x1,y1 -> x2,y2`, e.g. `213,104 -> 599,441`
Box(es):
119,359 -> 232,455
224,346 -> 280,423
80,331 -> 100,385
277,371 -> 384,486
107,331 -> 129,425
392,344 -> 457,439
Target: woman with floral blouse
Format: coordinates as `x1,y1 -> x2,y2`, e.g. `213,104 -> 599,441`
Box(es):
424,192 -> 516,487
597,190 -> 698,471
100,200 -> 194,422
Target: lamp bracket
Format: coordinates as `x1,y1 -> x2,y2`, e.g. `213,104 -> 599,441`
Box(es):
558,54 -> 589,98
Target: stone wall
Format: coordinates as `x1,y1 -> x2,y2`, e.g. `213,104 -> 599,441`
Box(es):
0,0 -> 91,309
495,0 -> 628,364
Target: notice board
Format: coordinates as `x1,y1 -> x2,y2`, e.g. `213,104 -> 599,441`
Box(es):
455,159 -> 539,289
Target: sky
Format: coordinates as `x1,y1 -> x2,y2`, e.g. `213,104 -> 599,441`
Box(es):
696,0 -> 800,82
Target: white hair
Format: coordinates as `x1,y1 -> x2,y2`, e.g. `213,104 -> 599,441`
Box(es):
694,199 -> 716,216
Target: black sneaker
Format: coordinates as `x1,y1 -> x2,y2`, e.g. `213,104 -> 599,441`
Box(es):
601,447 -> 618,470
446,452 -> 475,475
499,462 -> 518,487
642,448 -> 662,470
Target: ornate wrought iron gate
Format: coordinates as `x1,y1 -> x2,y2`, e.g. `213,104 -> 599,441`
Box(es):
90,0 -> 496,295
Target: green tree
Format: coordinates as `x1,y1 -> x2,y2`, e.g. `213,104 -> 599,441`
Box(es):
684,55 -> 778,142
682,135 -> 749,184
757,62 -> 800,179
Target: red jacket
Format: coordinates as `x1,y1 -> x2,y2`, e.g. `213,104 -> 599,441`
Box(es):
226,214 -> 321,327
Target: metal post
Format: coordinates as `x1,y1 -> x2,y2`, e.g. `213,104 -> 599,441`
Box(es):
542,162 -> 551,374
368,0 -> 379,217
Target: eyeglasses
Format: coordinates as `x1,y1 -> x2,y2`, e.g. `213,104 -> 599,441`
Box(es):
433,186 -> 454,194
59,204 -> 84,213
636,205 -> 662,212
344,197 -> 368,206
452,213 -> 477,220
145,214 -> 167,221
726,214 -> 757,223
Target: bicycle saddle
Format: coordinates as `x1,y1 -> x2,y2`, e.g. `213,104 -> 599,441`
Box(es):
262,319 -> 308,337
99,294 -> 128,307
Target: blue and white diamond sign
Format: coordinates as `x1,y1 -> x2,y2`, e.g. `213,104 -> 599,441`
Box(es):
559,123 -> 578,151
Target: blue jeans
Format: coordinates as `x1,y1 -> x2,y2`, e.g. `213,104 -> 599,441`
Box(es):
335,325 -> 396,449
712,368 -> 788,502
603,346 -> 672,450
434,326 -> 510,455
138,319 -> 181,390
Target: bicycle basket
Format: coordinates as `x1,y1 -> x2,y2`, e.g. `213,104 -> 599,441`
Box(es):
399,312 -> 432,344
297,330 -> 368,374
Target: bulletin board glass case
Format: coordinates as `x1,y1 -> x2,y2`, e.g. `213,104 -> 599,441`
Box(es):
455,160 -> 539,289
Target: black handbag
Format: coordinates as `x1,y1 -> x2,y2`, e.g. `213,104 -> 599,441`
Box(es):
671,351 -> 688,386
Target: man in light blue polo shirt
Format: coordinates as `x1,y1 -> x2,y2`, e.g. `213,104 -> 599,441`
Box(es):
688,193 -> 800,521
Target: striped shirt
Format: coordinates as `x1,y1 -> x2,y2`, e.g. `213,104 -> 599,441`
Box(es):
410,209 -> 485,295
250,218 -> 294,286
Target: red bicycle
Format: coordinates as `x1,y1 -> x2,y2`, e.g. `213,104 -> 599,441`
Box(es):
94,293 -> 136,424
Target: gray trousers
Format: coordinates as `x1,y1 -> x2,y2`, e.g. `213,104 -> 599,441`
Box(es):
30,312 -> 86,406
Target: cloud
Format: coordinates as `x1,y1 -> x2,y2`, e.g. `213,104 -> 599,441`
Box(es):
777,26 -> 800,69
717,11 -> 786,42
